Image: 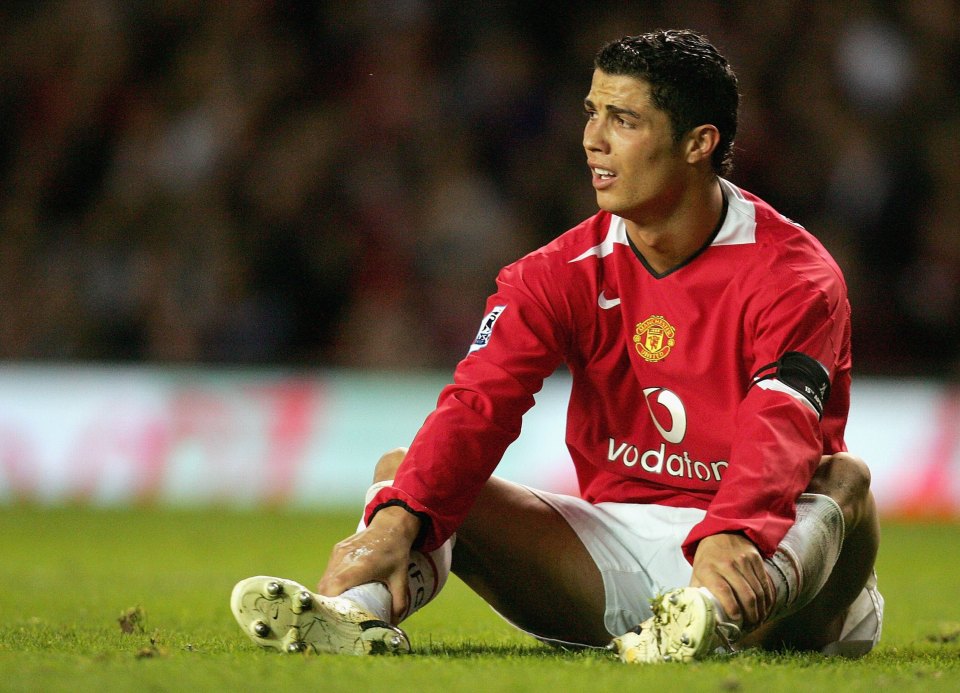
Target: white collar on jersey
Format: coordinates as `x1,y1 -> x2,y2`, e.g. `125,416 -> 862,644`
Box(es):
712,177 -> 757,246
570,177 -> 757,264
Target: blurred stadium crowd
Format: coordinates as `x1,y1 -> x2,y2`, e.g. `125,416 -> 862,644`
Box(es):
0,1 -> 957,376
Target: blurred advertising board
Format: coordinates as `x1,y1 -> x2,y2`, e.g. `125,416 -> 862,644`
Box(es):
0,365 -> 957,517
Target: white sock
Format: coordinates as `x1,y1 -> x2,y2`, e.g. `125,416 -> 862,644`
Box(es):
340,582 -> 393,622
764,493 -> 845,622
339,480 -> 453,624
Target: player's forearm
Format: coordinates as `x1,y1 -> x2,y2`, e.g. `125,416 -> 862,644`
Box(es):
368,504 -> 423,544
682,390 -> 823,561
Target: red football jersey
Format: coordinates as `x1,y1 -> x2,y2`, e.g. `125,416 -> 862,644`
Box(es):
368,179 -> 851,561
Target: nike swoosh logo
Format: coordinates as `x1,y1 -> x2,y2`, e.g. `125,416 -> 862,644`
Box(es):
598,291 -> 621,309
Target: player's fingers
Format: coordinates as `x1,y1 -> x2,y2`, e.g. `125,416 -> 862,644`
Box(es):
761,565 -> 776,616
717,566 -> 759,625
740,552 -> 776,622
387,572 -> 411,624
691,572 -> 742,623
734,565 -> 766,625
700,557 -> 762,625
720,544 -> 773,625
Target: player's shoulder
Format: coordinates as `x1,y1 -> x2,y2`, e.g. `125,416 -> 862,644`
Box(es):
726,180 -> 847,294
501,210 -> 614,279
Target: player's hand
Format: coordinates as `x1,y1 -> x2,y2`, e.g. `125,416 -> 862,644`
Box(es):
689,532 -> 775,627
317,505 -> 421,623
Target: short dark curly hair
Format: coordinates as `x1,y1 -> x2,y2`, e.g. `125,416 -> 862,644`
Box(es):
594,30 -> 739,176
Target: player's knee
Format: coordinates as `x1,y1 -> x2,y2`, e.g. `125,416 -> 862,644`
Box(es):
373,447 -> 408,482
808,452 -> 872,523
827,452 -> 871,495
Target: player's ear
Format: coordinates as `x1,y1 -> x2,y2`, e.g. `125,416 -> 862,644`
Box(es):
684,124 -> 720,166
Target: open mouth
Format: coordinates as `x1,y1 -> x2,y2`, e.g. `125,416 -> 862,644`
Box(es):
591,166 -> 617,189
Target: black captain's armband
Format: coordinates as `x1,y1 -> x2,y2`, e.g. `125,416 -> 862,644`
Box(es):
750,351 -> 831,418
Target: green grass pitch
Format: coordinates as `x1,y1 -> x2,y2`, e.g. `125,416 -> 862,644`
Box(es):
1,505 -> 958,692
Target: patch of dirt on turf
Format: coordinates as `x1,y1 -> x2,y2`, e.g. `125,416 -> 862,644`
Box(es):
136,632 -> 169,659
118,606 -> 146,635
117,607 -> 170,658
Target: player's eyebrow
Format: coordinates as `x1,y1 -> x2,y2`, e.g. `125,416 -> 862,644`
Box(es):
583,98 -> 643,120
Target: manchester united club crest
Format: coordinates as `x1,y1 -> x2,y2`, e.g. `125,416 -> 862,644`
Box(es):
633,315 -> 676,362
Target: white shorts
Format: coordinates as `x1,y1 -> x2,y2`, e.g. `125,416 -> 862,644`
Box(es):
508,488 -> 883,656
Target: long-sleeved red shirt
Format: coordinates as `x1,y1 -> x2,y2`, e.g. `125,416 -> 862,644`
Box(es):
367,178 -> 851,563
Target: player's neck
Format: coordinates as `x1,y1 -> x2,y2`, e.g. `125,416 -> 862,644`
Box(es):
624,177 -> 724,275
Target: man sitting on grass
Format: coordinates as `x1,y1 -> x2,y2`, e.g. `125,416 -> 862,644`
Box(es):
231,29 -> 882,663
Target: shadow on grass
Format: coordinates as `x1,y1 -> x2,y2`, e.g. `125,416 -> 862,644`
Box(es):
411,640 -> 960,667
413,641 -> 607,660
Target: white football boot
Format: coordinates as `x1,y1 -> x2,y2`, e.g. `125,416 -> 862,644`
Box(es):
231,576 -> 411,655
610,586 -> 741,663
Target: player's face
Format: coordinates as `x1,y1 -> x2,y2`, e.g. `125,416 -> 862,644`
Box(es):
583,70 -> 689,224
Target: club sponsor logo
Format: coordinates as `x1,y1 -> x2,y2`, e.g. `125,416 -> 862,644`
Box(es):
643,387 -> 686,443
606,386 -> 728,483
633,315 -> 676,362
606,439 -> 728,482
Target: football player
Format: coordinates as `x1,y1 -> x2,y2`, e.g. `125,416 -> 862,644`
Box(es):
232,29 -> 882,662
